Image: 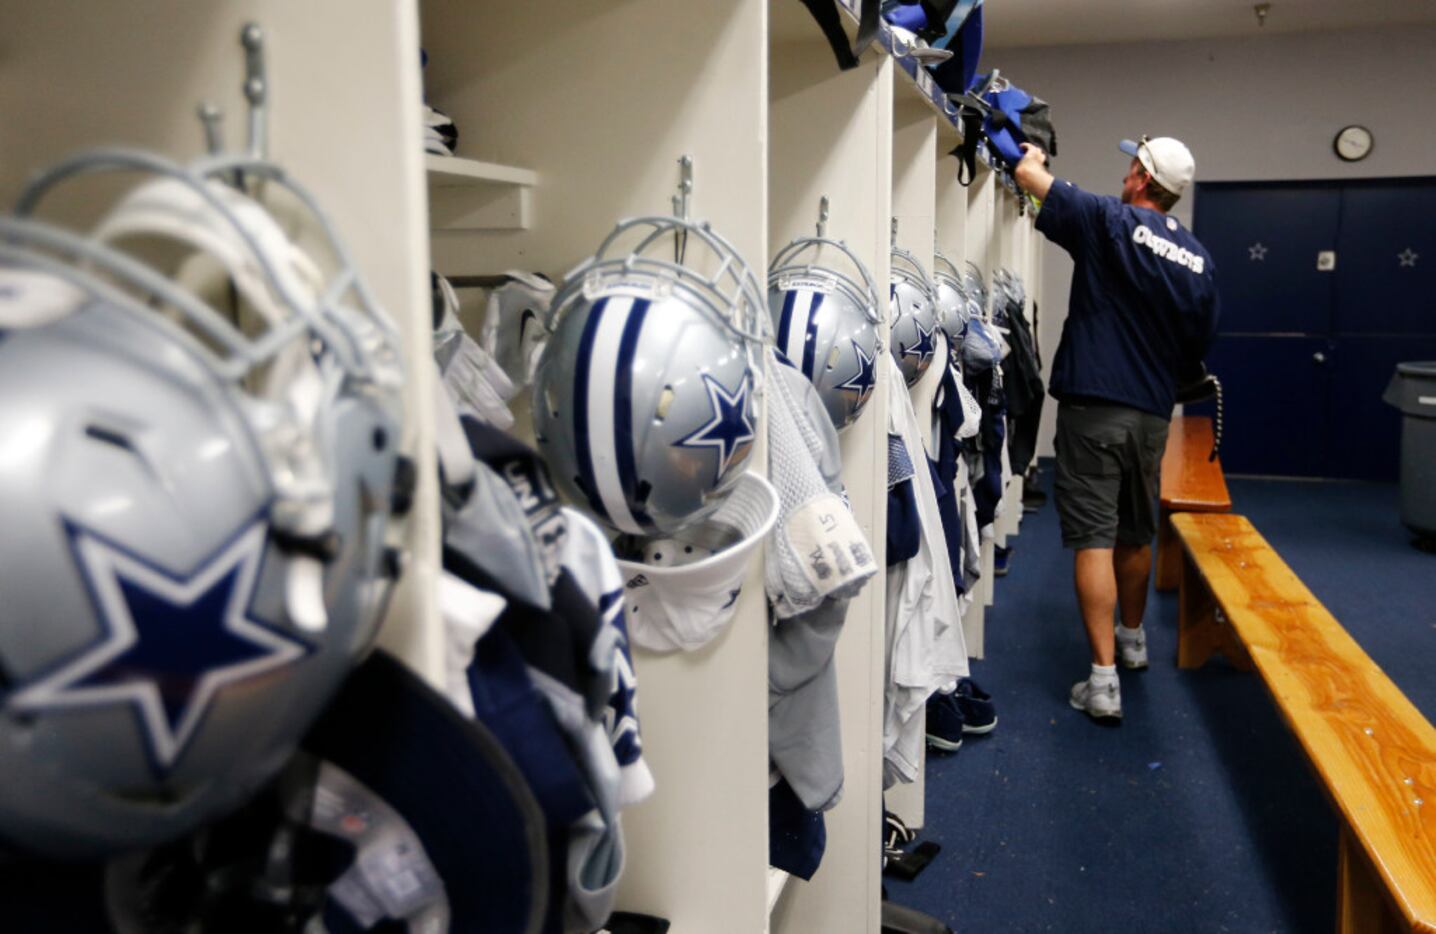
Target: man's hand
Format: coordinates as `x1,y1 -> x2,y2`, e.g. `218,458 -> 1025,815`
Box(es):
1014,142 -> 1054,200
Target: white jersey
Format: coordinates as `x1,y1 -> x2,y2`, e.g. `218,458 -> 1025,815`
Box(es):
881,354 -> 968,786
478,271 -> 554,389
433,274 -> 518,430
944,356 -> 984,615
558,507 -> 655,809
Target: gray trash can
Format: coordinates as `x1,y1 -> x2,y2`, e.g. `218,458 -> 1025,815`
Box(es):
1383,361 -> 1436,542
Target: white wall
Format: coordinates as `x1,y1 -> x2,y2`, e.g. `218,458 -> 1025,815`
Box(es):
986,25 -> 1436,457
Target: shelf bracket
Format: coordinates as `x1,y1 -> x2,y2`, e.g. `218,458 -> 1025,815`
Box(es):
816,195 -> 830,239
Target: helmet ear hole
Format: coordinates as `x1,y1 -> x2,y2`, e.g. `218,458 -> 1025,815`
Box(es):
825,345 -> 841,371
84,423 -> 136,452
655,386 -> 675,422
544,387 -> 558,419
634,479 -> 653,507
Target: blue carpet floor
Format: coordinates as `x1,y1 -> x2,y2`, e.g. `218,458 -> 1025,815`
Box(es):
885,471 -> 1434,934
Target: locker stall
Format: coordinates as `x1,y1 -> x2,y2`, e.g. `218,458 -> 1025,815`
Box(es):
766,3 -> 894,929
936,141 -> 987,658
882,93 -> 940,834
420,3 -> 775,930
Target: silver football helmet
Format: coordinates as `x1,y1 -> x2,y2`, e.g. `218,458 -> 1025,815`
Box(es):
963,261 -> 989,322
533,213 -> 767,536
889,246 -> 940,387
992,266 -> 1026,326
932,250 -> 970,348
767,235 -> 882,431
0,148 -> 406,859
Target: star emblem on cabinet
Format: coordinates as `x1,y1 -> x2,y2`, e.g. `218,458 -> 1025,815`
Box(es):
1398,248 -> 1420,268
1248,242 -> 1268,262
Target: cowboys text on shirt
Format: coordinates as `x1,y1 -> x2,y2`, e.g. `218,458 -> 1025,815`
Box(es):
1131,224 -> 1206,274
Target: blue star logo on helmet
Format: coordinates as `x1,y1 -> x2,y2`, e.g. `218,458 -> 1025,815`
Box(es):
675,372 -> 756,484
836,340 -> 878,407
902,318 -> 937,370
7,520 -> 309,774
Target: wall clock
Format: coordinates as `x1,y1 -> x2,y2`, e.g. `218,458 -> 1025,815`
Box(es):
1334,125 -> 1373,162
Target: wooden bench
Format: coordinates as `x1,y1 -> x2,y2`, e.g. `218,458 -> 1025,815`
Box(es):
1155,415 -> 1231,592
1171,511 -> 1436,934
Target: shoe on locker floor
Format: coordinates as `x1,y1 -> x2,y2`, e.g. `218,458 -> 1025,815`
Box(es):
952,678 -> 997,734
884,809 -> 917,861
924,692 -> 965,752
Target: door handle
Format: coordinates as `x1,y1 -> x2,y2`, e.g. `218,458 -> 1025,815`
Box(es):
1313,352 -> 1328,364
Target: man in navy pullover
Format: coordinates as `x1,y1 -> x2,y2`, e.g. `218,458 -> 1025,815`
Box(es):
1014,136 -> 1220,723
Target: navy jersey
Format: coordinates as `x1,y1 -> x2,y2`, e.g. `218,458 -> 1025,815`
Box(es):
1037,179 -> 1220,417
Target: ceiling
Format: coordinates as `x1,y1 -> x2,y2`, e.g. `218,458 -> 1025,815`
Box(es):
982,0 -> 1436,49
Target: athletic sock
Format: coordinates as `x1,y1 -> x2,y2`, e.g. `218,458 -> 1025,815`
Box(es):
1116,622 -> 1144,643
1090,663 -> 1118,687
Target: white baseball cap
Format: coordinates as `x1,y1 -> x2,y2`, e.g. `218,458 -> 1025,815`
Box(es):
616,471 -> 778,653
1118,135 -> 1195,196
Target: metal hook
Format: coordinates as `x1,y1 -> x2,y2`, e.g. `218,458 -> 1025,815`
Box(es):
241,23 -> 268,160
672,155 -> 694,264
891,216 -> 899,249
675,155 -> 694,222
816,196 -> 830,238
197,103 -> 224,156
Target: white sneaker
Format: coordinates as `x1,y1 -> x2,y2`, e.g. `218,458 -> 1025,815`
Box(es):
1116,625 -> 1148,670
1070,678 -> 1122,722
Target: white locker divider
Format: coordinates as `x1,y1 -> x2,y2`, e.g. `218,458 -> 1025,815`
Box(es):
935,131 -> 970,262
935,129 -> 988,660
963,171 -> 1000,608
994,194 -> 1023,549
1003,200 -> 1038,537
883,95 -> 939,833
767,9 -> 894,927
420,2 -> 773,930
0,0 -> 442,682
965,167 -> 999,282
